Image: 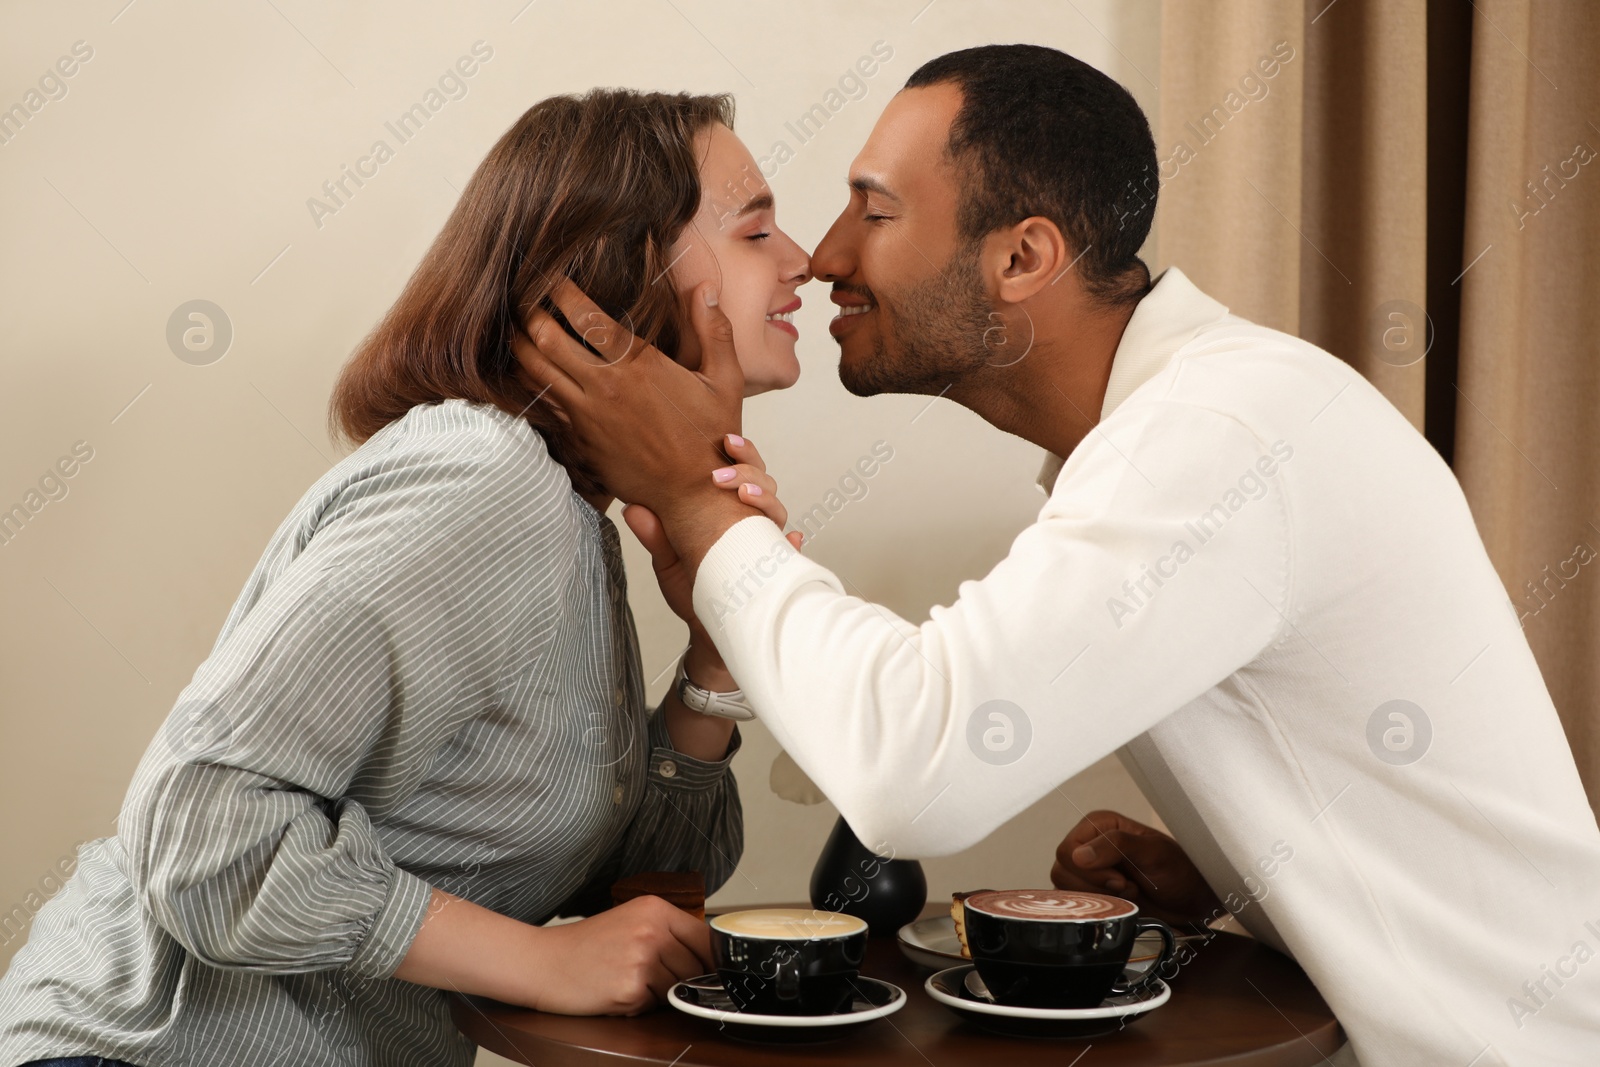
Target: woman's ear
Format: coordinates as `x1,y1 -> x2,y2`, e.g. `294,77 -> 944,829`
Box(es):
662,227 -> 713,370
669,285 -> 705,371
994,216 -> 1071,305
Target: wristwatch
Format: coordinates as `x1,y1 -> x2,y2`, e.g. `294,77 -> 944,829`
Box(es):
674,652 -> 757,721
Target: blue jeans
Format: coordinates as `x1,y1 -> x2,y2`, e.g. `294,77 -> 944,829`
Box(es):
21,1059 -> 143,1066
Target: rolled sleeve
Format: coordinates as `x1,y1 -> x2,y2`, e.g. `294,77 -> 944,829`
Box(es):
348,863 -> 436,979
613,704 -> 745,894
645,706 -> 742,790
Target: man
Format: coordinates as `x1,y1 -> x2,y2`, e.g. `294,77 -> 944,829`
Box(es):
514,44 -> 1600,1065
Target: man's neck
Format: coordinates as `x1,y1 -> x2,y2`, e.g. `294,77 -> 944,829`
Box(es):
948,291 -> 1140,460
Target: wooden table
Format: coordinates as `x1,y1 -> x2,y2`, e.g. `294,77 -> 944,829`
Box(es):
451,904 -> 1346,1065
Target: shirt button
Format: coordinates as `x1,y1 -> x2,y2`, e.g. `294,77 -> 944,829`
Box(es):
612,784 -> 625,805
613,688 -> 624,706
659,760 -> 678,779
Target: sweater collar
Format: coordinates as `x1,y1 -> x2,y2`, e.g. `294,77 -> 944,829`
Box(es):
1035,266 -> 1230,494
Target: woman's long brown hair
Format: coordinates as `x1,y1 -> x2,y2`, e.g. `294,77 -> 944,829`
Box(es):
327,88 -> 734,497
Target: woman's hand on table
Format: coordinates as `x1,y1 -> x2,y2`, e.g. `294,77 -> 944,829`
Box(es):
522,895 -> 714,1016
1050,809 -> 1224,929
393,888 -> 712,1017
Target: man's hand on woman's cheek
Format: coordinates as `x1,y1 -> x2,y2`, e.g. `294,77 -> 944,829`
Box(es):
510,278 -> 757,568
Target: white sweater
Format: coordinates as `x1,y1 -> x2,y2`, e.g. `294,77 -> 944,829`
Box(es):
693,267 -> 1600,1065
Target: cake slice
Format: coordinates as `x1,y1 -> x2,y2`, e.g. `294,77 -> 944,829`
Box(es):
950,889 -> 993,959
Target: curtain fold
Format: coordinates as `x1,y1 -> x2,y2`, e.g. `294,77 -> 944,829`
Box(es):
1453,0 -> 1600,801
1155,0 -> 1600,805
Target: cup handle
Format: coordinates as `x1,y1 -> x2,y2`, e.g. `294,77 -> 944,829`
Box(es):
1110,918 -> 1176,997
774,946 -> 801,1003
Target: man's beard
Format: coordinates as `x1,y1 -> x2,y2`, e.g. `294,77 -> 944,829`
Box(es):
839,237 -> 993,398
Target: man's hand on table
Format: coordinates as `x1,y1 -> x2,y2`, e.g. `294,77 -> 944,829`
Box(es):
510,279 -> 761,574
1050,810 -> 1225,930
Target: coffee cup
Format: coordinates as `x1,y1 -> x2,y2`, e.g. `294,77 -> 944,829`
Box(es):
708,908 -> 869,1015
962,889 -> 1176,1009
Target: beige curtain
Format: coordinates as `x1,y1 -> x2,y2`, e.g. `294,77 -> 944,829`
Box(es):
1454,2 -> 1600,800
1156,0 -> 1600,803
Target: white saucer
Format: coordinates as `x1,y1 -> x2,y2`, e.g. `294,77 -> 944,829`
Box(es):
668,973 -> 905,1041
925,964 -> 1169,1038
896,915 -> 967,969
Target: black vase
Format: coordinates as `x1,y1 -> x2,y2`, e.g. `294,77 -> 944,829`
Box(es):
808,815 -> 927,935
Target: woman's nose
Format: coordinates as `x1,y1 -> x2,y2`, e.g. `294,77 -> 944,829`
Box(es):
792,254 -> 813,285
784,234 -> 813,285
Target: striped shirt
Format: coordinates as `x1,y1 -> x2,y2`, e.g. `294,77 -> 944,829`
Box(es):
0,398 -> 743,1067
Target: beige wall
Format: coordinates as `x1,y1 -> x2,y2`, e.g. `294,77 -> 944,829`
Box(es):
0,0 -> 1162,1049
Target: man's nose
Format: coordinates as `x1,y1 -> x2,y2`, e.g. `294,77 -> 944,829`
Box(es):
810,212 -> 855,282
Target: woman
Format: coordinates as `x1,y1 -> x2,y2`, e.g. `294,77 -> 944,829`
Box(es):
0,89 -> 809,1067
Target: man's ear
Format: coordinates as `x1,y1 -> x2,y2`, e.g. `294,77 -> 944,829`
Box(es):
991,215 -> 1072,305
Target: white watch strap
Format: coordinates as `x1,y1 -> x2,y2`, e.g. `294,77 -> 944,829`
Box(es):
674,653 -> 757,721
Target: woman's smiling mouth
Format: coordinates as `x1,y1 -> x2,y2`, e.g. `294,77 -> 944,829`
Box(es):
766,297 -> 801,338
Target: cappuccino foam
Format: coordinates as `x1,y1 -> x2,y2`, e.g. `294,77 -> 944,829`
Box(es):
966,889 -> 1136,921
710,908 -> 867,940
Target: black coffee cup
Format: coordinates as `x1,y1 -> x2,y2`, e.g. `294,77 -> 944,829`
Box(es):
963,889 -> 1176,1009
708,908 -> 869,1015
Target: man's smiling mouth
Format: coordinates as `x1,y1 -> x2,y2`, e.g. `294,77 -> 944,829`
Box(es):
829,291 -> 876,337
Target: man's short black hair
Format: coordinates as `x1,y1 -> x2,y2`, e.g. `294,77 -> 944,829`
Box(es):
905,44 -> 1158,305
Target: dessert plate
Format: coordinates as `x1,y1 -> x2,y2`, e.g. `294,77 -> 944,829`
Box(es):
895,914 -> 967,969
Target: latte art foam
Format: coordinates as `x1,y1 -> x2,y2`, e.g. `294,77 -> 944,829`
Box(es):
966,889 -> 1137,921
710,908 -> 867,940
